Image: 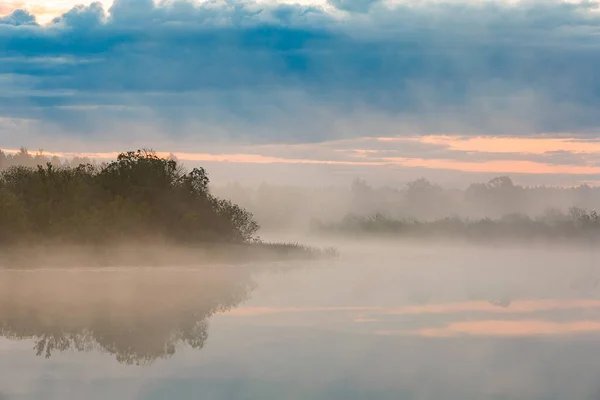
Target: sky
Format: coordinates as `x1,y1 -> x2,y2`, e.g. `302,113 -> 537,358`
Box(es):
2,0 -> 600,187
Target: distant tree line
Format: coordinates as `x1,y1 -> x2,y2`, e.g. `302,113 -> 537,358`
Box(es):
315,207 -> 600,243
5,148 -> 600,235
0,149 -> 259,245
348,176 -> 600,221
214,176 -> 600,231
0,148 -> 95,171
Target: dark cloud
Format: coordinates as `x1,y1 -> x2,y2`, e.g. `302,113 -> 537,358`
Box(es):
0,9 -> 38,26
327,0 -> 380,13
1,0 -> 600,143
52,2 -> 106,29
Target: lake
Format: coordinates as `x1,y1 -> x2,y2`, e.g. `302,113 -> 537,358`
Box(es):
1,242 -> 600,399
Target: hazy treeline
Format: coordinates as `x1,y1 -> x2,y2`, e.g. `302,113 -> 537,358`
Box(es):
0,148 -> 95,171
4,147 -> 600,236
316,208 -> 600,243
0,149 -> 259,245
214,176 -> 600,231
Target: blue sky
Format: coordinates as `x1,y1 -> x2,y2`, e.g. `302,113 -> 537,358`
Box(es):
2,0 -> 600,185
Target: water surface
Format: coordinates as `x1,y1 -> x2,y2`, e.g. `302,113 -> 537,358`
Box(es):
1,243 -> 600,399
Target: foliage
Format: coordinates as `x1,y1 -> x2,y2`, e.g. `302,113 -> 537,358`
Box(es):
0,149 -> 260,245
0,148 -> 94,171
316,208 -> 600,243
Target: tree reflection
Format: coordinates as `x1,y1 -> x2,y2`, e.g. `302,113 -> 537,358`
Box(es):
0,268 -> 256,365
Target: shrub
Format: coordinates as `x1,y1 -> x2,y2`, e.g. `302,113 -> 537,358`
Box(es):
0,150 -> 259,245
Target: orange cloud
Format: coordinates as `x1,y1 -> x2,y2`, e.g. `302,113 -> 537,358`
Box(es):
1,148 -> 386,166
1,1 -> 56,22
0,1 -> 25,14
2,148 -> 119,160
4,140 -> 600,176
157,152 -> 385,166
1,1 -> 114,24
379,135 -> 600,155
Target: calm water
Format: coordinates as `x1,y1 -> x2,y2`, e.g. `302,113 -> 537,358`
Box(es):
2,242 -> 600,399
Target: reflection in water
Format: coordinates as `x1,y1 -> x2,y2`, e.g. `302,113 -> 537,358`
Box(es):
489,298 -> 512,307
0,268 -> 256,365
415,319 -> 600,337
377,320 -> 600,337
3,245 -> 600,399
222,299 -> 600,317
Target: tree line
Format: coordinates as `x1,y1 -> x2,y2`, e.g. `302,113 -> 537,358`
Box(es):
0,148 -> 94,171
213,176 -> 600,231
315,208 -> 600,243
0,149 -> 259,245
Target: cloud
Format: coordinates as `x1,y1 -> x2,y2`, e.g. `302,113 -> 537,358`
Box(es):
6,133 -> 600,178
327,0 -> 380,13
52,2 -> 106,28
0,9 -> 37,26
1,0 -> 600,146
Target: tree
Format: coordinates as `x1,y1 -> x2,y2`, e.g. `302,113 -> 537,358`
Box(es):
405,178 -> 445,219
488,176 -> 514,190
0,150 -> 260,245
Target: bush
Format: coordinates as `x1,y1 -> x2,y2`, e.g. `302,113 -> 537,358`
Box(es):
0,150 -> 259,245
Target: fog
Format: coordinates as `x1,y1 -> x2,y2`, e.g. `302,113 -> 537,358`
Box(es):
4,0 -> 600,395
0,266 -> 256,365
2,150 -> 600,399
5,148 -> 600,232
2,242 -> 600,399
212,177 -> 600,237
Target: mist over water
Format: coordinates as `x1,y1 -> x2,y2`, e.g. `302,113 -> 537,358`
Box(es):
1,151 -> 600,398
2,240 -> 600,399
212,177 -> 600,235
0,266 -> 257,365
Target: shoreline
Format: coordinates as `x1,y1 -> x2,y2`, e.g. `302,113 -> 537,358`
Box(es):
0,241 -> 338,269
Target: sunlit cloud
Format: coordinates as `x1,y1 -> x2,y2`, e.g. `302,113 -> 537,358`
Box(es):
160,152 -> 386,166
4,0 -> 600,188
5,142 -> 600,177
384,136 -> 600,156
1,0 -> 114,24
1,0 -> 332,24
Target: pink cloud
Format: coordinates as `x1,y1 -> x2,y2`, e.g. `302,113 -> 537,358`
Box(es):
5,133 -> 600,177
